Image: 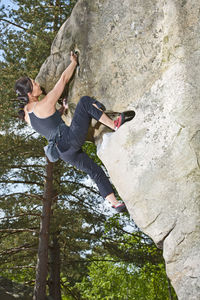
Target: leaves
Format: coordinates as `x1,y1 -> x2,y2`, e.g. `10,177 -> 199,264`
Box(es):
76,257 -> 177,300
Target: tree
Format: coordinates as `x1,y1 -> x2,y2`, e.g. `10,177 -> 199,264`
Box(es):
0,1 -> 79,298
76,256 -> 177,300
33,159 -> 54,300
0,132 -> 107,298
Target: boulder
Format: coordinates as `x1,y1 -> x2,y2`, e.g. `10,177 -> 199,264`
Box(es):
36,0 -> 200,299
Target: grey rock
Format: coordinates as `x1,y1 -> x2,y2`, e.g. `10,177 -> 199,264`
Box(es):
36,0 -> 200,299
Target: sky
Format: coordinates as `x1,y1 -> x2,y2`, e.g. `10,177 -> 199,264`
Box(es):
0,0 -> 19,60
1,0 -> 17,8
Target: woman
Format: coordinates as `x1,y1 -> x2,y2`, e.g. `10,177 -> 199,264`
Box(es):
15,52 -> 135,213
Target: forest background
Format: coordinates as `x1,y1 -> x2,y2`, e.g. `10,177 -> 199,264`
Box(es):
0,0 -> 177,299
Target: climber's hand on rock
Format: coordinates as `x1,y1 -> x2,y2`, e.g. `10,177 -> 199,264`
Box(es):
58,98 -> 68,115
70,51 -> 78,65
62,98 -> 68,110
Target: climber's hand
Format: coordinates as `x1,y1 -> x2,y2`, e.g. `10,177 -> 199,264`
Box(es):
62,98 -> 68,110
58,98 -> 68,115
70,51 -> 78,64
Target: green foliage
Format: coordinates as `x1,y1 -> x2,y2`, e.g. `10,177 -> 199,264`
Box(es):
73,214 -> 177,299
82,142 -> 103,165
76,257 -> 177,300
101,214 -> 164,268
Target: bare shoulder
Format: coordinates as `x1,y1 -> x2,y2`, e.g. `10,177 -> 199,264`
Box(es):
32,98 -> 56,118
25,102 -> 35,113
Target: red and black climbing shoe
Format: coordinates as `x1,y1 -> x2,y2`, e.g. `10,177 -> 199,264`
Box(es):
114,110 -> 135,130
112,203 -> 128,213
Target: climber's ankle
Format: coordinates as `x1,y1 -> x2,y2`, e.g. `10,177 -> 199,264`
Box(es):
112,202 -> 128,213
114,113 -> 125,130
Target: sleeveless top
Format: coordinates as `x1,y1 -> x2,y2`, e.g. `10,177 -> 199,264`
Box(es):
28,109 -> 64,141
28,107 -> 68,162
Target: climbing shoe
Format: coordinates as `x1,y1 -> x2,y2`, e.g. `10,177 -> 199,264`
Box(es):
112,203 -> 128,213
114,110 -> 135,130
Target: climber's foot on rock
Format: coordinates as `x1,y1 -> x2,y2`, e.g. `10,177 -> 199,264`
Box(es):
112,203 -> 128,213
114,110 -> 135,130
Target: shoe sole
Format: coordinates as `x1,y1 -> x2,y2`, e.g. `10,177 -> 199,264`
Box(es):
112,204 -> 128,213
122,110 -> 136,124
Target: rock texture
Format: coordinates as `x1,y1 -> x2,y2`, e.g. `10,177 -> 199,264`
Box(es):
36,0 -> 200,299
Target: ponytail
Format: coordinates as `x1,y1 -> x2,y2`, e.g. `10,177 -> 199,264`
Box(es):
15,76 -> 33,102
14,76 -> 33,121
17,103 -> 25,120
18,109 -> 25,120
14,76 -> 46,121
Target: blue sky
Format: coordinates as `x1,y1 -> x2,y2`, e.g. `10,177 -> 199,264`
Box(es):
0,0 -> 18,60
1,0 -> 18,8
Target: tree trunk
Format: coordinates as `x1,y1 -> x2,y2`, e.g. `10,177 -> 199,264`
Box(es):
33,159 -> 54,300
48,234 -> 61,300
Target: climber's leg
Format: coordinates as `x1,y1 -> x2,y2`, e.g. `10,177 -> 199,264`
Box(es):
69,96 -> 136,148
59,148 -> 127,212
96,109 -> 115,130
59,148 -> 114,200
105,193 -> 119,206
66,96 -> 128,212
69,96 -> 105,149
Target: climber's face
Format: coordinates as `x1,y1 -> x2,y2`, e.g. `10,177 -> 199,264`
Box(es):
29,79 -> 42,98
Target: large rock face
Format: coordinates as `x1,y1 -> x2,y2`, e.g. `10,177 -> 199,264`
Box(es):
36,0 -> 200,299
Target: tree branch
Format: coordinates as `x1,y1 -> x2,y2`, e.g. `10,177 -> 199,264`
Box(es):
0,132 -> 39,155
0,18 -> 29,31
0,244 -> 37,256
70,192 -> 102,213
8,164 -> 45,169
60,180 -> 99,196
0,179 -> 43,186
62,259 -> 133,265
0,265 -> 36,269
0,228 -> 38,233
0,213 -> 41,220
15,167 -> 47,179
1,192 -> 44,201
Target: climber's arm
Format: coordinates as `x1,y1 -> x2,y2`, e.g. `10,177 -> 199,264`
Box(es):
42,52 -> 77,107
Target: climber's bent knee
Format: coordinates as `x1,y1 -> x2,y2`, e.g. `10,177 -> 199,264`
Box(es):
79,96 -> 92,107
77,96 -> 103,121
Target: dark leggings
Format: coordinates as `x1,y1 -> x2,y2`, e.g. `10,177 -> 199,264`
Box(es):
57,96 -> 114,198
